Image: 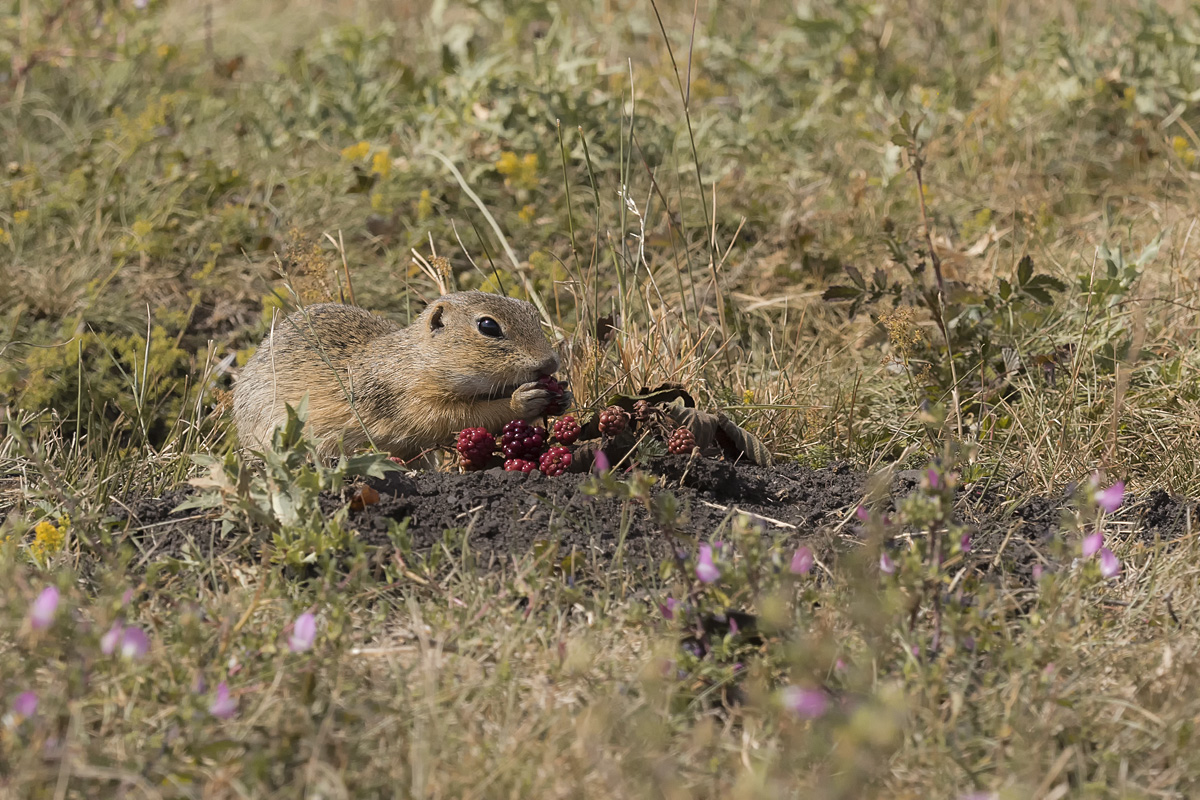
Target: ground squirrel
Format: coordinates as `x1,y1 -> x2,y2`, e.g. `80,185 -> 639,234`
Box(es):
233,291 -> 570,459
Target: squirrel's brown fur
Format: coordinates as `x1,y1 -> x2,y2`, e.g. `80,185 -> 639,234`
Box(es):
232,291 -> 569,458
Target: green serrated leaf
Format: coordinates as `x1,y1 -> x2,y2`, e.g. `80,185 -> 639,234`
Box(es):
822,285 -> 862,301
1017,254 -> 1033,286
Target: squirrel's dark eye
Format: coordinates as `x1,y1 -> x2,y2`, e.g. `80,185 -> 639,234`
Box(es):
476,317 -> 503,338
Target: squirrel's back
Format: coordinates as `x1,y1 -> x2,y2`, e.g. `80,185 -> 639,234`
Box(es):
232,293 -> 567,458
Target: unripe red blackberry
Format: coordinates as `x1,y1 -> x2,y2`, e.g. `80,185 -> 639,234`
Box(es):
539,445 -> 573,476
598,405 -> 629,436
667,426 -> 697,455
499,419 -> 548,460
504,458 -> 538,473
538,375 -> 567,415
552,415 -> 581,445
456,427 -> 496,469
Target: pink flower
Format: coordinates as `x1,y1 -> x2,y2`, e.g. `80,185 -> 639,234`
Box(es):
926,468 -> 941,489
696,545 -> 720,584
659,597 -> 678,620
12,691 -> 37,717
1032,564 -> 1044,581
100,623 -> 123,655
960,533 -> 971,553
209,682 -> 237,719
1082,531 -> 1103,558
781,686 -> 829,718
1099,547 -> 1121,578
790,546 -> 814,575
1096,482 -> 1125,513
119,627 -> 150,659
288,612 -> 317,653
101,624 -> 150,659
728,616 -> 739,636
29,587 -> 59,631
879,552 -> 896,575
855,505 -> 870,522
592,450 -> 610,474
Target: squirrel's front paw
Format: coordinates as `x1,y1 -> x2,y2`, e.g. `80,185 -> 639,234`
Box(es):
511,381 -> 568,420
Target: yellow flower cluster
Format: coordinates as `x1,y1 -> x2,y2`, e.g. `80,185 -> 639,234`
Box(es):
340,141 -> 371,161
1173,136 -> 1196,168
495,151 -> 539,191
30,516 -> 68,565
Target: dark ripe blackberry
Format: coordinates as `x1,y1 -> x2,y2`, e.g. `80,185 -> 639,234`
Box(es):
539,445 -> 573,476
538,375 -> 567,415
667,426 -> 697,454
504,458 -> 538,473
456,427 -> 496,469
551,415 -> 581,445
499,419 -> 548,460
598,405 -> 629,436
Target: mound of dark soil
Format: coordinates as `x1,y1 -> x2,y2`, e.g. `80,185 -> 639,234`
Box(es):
107,457 -> 1198,580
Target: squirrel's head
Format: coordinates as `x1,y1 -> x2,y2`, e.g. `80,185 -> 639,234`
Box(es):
417,291 -> 560,399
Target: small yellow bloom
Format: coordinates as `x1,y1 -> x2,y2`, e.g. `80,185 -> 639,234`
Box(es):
417,189 -> 433,221
1173,135 -> 1196,167
0,228 -> 11,246
371,150 -> 391,178
495,151 -> 520,177
30,519 -> 66,565
13,209 -> 29,225
518,204 -> 536,223
742,389 -> 755,405
340,141 -> 371,161
131,219 -> 153,239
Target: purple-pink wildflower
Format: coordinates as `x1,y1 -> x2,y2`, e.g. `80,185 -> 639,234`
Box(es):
790,545 -> 814,575
100,623 -> 122,655
879,552 -> 896,575
659,597 -> 678,620
12,691 -> 37,717
855,505 -> 870,522
1099,547 -> 1121,578
209,682 -> 237,719
960,533 -> 971,553
1082,530 -> 1103,558
288,612 -> 317,653
781,686 -> 829,718
29,586 -> 59,631
696,545 -> 720,584
1096,481 -> 1125,513
119,627 -> 150,659
592,450 -> 610,474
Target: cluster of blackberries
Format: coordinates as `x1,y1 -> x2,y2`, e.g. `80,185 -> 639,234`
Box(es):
455,402 -> 701,475
600,403 -> 697,456
455,415 -> 581,476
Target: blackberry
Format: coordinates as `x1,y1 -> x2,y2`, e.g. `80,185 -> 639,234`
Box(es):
455,427 -> 496,469
504,458 -> 538,473
538,375 -> 567,415
552,415 -> 581,445
499,419 -> 548,460
598,405 -> 629,436
539,445 -> 573,476
667,426 -> 697,454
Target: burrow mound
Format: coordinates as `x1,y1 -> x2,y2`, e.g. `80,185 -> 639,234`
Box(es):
107,458 -> 1197,577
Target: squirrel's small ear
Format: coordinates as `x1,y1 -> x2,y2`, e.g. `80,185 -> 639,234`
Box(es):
428,304 -> 445,333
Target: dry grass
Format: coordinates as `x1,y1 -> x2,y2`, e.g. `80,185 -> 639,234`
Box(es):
5,0 -> 1200,796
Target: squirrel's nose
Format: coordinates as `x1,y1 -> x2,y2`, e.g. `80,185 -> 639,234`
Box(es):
536,355 -> 560,376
